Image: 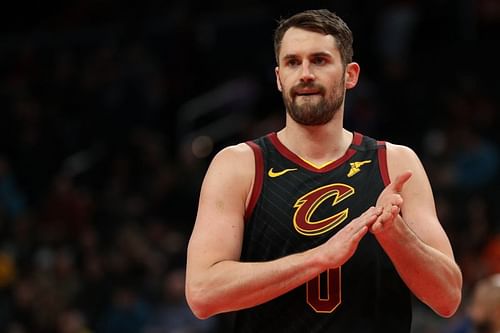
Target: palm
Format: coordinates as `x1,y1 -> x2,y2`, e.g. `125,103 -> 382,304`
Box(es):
372,171 -> 412,233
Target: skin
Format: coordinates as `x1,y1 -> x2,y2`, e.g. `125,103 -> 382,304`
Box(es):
468,275 -> 500,333
185,27 -> 462,320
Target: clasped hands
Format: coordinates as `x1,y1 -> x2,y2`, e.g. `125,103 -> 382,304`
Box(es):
370,170 -> 412,234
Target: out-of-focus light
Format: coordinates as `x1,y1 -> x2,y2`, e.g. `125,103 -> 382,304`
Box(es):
192,135 -> 214,159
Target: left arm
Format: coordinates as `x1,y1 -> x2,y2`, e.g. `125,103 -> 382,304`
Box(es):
372,143 -> 462,317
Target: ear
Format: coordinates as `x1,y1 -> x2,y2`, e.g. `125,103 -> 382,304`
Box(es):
275,66 -> 283,92
345,62 -> 360,90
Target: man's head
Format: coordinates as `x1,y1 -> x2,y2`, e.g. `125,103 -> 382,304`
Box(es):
468,274 -> 500,333
274,9 -> 354,68
273,9 -> 359,126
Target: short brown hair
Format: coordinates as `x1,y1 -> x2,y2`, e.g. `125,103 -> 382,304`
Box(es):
273,9 -> 354,66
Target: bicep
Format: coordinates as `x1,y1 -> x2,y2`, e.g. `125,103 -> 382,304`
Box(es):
387,144 -> 455,259
187,145 -> 254,272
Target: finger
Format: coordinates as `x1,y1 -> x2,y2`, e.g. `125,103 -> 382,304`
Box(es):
361,207 -> 381,227
391,170 -> 412,193
365,206 -> 383,219
361,206 -> 381,216
370,205 -> 401,234
370,220 -> 383,234
347,214 -> 376,236
344,208 -> 379,238
371,212 -> 391,233
351,207 -> 380,227
389,205 -> 400,216
351,225 -> 369,243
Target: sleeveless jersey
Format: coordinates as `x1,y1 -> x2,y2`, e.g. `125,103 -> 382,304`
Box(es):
233,132 -> 412,333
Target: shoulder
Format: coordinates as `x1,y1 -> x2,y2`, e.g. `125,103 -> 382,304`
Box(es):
385,142 -> 419,163
384,142 -> 426,180
385,142 -> 419,160
211,143 -> 255,167
204,142 -> 255,188
200,142 -> 256,209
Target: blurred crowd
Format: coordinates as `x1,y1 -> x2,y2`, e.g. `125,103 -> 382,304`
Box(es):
0,1 -> 499,332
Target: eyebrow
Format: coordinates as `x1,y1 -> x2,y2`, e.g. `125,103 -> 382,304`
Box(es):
282,52 -> 333,61
310,52 -> 333,58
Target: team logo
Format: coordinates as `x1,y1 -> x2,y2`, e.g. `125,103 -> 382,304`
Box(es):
347,160 -> 372,178
268,167 -> 298,178
293,183 -> 355,236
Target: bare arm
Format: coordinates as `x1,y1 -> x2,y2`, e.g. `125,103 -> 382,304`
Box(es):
372,143 -> 463,317
185,143 -> 381,319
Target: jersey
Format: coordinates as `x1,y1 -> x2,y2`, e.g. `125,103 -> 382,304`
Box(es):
232,132 -> 412,333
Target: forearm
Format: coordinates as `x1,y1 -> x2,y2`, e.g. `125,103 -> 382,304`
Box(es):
186,247 -> 325,319
187,206 -> 379,319
375,216 -> 462,317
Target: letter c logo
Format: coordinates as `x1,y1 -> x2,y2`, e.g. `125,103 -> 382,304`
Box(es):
293,183 -> 354,236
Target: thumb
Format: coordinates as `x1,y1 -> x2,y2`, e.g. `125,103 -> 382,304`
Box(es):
391,170 -> 412,193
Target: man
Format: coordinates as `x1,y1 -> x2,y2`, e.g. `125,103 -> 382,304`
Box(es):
468,274 -> 500,333
185,9 -> 462,332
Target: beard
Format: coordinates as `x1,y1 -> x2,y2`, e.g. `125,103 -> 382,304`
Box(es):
282,79 -> 345,126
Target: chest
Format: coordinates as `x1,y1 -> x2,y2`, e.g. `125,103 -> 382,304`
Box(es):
244,149 -> 385,259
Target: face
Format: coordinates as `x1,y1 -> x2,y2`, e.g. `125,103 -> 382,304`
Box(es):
275,27 -> 359,126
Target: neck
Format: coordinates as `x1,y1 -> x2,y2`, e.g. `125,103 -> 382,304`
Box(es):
277,121 -> 353,165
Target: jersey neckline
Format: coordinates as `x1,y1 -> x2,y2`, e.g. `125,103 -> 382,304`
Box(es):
267,131 -> 363,173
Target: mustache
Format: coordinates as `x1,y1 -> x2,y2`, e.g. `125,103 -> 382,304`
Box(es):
290,82 -> 326,96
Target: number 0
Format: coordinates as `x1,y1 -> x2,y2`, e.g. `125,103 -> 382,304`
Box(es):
306,267 -> 341,313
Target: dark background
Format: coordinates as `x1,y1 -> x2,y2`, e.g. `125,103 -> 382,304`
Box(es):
0,0 -> 499,332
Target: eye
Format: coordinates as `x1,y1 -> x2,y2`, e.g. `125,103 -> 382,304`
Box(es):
312,57 -> 327,65
285,58 -> 300,67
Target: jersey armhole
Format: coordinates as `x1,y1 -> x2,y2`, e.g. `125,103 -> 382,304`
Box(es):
244,141 -> 264,222
377,141 -> 390,186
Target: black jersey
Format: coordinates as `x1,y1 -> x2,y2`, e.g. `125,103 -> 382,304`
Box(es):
233,132 -> 412,333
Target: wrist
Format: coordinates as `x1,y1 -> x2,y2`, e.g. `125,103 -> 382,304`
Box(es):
308,244 -> 330,272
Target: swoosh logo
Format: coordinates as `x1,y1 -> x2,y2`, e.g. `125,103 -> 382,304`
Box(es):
268,167 -> 298,178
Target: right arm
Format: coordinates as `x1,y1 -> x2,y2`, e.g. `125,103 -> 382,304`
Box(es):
185,143 -> 381,319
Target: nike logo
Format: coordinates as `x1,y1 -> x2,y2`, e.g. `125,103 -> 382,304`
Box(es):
268,167 -> 298,178
347,160 -> 372,178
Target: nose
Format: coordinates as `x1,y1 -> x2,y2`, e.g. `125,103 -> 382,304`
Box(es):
300,61 -> 315,82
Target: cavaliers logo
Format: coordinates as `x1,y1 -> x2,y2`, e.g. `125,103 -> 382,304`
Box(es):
293,183 -> 354,236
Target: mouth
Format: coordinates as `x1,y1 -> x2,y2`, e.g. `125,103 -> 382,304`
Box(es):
294,92 -> 322,100
297,92 -> 320,96
292,85 -> 324,97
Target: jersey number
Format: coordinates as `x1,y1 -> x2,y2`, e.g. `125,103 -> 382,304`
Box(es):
306,267 -> 341,313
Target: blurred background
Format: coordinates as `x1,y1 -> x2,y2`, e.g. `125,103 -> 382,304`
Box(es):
0,0 -> 499,332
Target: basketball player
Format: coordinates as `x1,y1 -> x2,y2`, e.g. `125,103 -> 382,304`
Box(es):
185,9 -> 462,332
468,274 -> 500,333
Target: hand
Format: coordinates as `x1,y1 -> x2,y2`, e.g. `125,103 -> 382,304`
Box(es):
321,206 -> 382,268
371,171 -> 412,234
